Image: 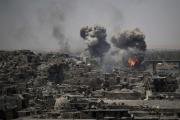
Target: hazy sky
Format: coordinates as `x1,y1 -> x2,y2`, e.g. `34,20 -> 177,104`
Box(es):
0,0 -> 180,51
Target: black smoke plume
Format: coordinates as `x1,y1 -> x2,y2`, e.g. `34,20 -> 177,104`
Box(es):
111,28 -> 146,51
80,25 -> 110,58
110,28 -> 146,68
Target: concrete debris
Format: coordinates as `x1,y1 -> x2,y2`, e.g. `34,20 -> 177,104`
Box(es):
0,50 -> 180,120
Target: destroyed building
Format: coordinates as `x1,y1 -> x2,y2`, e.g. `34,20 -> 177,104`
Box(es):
0,49 -> 180,120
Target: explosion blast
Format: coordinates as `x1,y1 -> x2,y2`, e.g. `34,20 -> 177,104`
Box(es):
80,25 -> 110,59
111,28 -> 146,67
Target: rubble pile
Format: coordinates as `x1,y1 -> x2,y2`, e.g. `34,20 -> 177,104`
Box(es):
0,50 -> 70,119
0,50 -> 180,120
0,50 -> 39,82
152,76 -> 178,92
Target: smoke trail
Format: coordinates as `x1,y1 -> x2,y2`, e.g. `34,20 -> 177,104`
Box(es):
52,25 -> 70,53
80,25 -> 110,58
0,0 -> 124,52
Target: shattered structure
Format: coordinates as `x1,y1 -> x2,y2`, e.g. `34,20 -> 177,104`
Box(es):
0,49 -> 180,120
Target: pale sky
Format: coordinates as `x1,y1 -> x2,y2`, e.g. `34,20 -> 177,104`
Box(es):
0,0 -> 180,51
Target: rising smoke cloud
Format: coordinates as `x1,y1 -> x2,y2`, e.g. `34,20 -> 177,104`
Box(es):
100,27 -> 147,72
0,0 -> 123,52
0,0 -> 180,51
111,28 -> 146,51
80,25 -> 110,58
